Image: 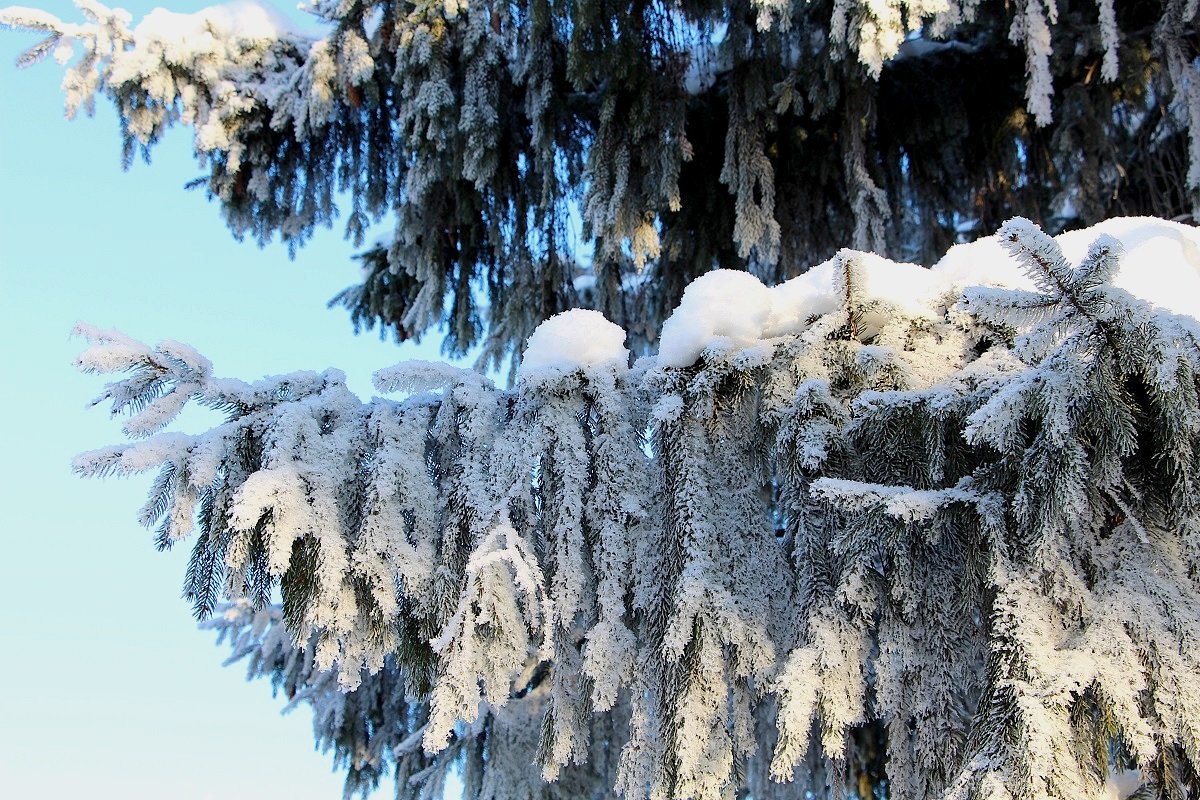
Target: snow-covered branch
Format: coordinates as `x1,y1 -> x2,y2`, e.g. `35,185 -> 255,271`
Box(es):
77,216 -> 1200,800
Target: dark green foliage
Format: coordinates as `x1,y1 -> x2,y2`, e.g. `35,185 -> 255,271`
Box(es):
10,1 -> 1198,362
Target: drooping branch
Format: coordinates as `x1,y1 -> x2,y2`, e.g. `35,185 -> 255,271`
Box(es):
76,217 -> 1200,800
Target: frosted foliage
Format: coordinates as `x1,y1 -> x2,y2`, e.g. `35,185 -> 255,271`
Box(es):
1008,0 -> 1057,125
425,521 -> 551,751
14,1 -> 312,168
9,0 -> 1200,367
826,0 -> 957,78
1094,0 -> 1119,82
74,214 -> 1200,800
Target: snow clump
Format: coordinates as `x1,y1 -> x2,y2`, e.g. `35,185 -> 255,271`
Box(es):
520,309 -> 629,380
657,269 -> 775,368
515,217 -> 1200,374
656,256 -> 937,367
1056,216 -> 1200,318
654,216 -> 1200,368
131,1 -> 296,53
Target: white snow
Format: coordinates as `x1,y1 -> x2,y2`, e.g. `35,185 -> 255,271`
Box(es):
850,251 -> 942,317
938,216 -> 1200,321
762,258 -> 841,338
652,217 -> 1200,368
656,255 -> 933,368
931,236 -> 1036,294
1056,217 -> 1200,318
1103,769 -> 1143,800
657,270 -> 774,368
133,1 -> 295,51
520,309 -> 629,379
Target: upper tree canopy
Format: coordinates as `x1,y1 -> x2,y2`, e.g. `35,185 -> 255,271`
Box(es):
4,0 -> 1199,365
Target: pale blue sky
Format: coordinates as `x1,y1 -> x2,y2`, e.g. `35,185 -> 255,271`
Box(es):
0,2 -> 450,797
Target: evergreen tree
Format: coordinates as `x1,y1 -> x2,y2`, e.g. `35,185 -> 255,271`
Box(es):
7,2 -> 1200,799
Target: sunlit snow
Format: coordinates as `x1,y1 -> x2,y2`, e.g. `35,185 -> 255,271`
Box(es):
519,308 -> 629,379
639,216 -> 1200,369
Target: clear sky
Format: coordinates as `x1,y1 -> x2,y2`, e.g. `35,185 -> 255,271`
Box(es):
0,3 -> 450,797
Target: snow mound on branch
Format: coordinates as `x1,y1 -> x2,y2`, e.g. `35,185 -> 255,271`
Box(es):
520,309 -> 629,380
846,252 -> 942,317
133,2 -> 295,49
935,216 -> 1200,315
657,256 -> 933,367
1059,217 -> 1200,318
655,217 -> 1200,368
933,236 -> 1036,293
658,270 -> 774,368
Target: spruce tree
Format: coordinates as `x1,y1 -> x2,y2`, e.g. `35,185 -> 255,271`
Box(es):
7,2 -> 1200,800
